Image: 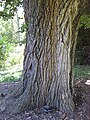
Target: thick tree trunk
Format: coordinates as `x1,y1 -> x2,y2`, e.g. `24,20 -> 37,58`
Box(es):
6,0 -> 88,114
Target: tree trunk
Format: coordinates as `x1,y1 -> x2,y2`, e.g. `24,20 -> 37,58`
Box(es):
7,0 -> 88,114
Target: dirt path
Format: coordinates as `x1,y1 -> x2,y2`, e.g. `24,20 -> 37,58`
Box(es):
0,80 -> 90,120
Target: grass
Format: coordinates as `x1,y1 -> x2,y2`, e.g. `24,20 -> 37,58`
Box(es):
0,64 -> 90,83
74,65 -> 90,80
0,64 -> 22,83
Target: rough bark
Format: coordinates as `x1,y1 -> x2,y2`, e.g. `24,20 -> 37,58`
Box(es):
6,0 -> 88,114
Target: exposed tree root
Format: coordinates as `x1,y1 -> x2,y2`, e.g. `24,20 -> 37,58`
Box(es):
8,80 -> 23,98
0,79 -> 24,114
5,87 -> 32,114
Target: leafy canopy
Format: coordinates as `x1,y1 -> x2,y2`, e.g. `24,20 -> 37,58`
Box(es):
0,0 -> 23,19
79,6 -> 90,28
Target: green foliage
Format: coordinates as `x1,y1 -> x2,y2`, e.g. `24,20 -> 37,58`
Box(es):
9,58 -> 18,66
0,37 -> 12,69
0,47 -> 5,68
0,76 -> 17,82
75,8 -> 90,65
80,14 -> 90,28
0,0 -> 23,19
8,48 -> 23,66
0,0 -> 25,83
74,65 -> 90,80
79,6 -> 90,28
0,19 -> 16,69
20,23 -> 29,33
0,17 -> 25,69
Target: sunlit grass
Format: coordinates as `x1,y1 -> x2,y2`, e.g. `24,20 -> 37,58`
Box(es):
0,63 -> 23,83
74,65 -> 90,80
0,62 -> 23,83
1,64 -> 90,83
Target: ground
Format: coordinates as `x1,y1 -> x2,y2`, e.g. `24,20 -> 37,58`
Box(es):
0,80 -> 90,120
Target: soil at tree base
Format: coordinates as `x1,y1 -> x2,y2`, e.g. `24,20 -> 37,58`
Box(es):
0,80 -> 90,120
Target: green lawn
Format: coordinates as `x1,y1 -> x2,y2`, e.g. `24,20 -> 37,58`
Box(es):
0,65 -> 90,83
74,65 -> 90,80
0,64 -> 22,82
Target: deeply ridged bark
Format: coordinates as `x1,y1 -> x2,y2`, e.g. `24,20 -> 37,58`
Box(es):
7,0 -> 88,114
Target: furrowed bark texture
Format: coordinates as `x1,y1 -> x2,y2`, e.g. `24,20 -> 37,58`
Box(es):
8,0 -> 88,114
